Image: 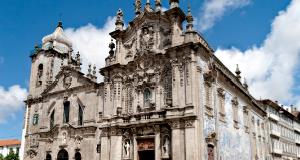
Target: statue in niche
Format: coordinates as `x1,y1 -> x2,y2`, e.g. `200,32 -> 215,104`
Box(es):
123,139 -> 131,158
62,132 -> 67,144
162,136 -> 170,157
140,27 -> 154,52
63,71 -> 72,89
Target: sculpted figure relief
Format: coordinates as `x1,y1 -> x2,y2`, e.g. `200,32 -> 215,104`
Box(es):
140,26 -> 154,52
162,136 -> 170,157
63,71 -> 72,89
123,139 -> 131,158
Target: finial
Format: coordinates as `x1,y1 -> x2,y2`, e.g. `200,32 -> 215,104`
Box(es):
243,78 -> 248,90
169,0 -> 179,9
75,51 -> 81,71
60,59 -> 64,69
88,64 -> 92,77
135,0 -> 142,16
235,64 -> 241,81
145,0 -> 153,12
93,65 -> 96,75
67,48 -> 73,66
115,9 -> 124,31
155,0 -> 162,12
57,21 -> 63,29
109,39 -> 115,57
186,3 -> 194,31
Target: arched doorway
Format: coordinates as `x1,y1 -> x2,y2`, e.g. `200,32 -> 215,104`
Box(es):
46,153 -> 51,160
57,149 -> 68,160
75,152 -> 81,160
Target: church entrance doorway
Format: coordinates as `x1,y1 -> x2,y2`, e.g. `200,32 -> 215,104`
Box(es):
137,138 -> 155,160
138,150 -> 155,160
57,149 -> 68,160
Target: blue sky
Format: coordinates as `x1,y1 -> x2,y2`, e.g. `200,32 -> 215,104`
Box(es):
0,0 -> 297,140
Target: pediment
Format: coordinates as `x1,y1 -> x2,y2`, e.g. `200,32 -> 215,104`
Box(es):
42,67 -> 96,95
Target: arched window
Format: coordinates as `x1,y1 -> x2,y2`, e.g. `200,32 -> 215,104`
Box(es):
74,152 -> 81,160
78,105 -> 83,126
32,114 -> 39,125
50,110 -> 55,128
143,88 -> 151,104
57,149 -> 68,160
46,153 -> 52,160
63,101 -> 70,123
37,64 -> 43,86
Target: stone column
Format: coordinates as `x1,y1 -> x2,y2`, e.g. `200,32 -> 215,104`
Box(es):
184,120 -> 198,160
170,120 -> 184,160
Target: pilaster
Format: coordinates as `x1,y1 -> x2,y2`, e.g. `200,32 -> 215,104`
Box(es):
184,120 -> 197,160
169,120 -> 184,160
110,128 -> 122,160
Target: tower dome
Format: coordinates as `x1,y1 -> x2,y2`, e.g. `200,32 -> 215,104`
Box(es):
42,21 -> 72,54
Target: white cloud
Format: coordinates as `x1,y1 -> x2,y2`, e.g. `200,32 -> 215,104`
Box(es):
65,17 -> 116,80
215,0 -> 300,105
0,85 -> 28,123
198,0 -> 250,31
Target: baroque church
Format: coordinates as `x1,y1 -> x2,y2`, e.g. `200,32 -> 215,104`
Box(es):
23,0 -> 268,160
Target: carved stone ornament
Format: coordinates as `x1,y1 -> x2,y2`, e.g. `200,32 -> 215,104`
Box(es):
217,88 -> 225,98
63,71 -> 72,89
110,127 -> 122,136
140,26 -> 154,53
74,135 -> 83,147
26,149 -> 37,158
168,120 -> 181,129
231,97 -> 239,106
100,128 -> 109,137
203,59 -> 217,84
185,120 -> 194,128
205,132 -> 217,146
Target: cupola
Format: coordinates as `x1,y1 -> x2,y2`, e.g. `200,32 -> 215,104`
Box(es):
42,21 -> 72,54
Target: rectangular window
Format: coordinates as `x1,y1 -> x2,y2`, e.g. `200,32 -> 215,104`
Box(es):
217,88 -> 226,121
32,114 -> 39,125
204,83 -> 213,117
78,105 -> 83,126
50,110 -> 55,128
63,101 -> 70,123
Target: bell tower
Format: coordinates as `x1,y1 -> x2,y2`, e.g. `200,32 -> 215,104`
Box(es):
28,22 -> 73,98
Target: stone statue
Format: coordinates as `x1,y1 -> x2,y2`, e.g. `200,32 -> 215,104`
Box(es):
162,136 -> 170,157
124,140 -> 130,157
140,27 -> 154,52
135,0 -> 142,15
62,132 -> 67,144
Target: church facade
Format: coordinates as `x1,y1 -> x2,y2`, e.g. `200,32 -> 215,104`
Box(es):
23,0 -> 268,160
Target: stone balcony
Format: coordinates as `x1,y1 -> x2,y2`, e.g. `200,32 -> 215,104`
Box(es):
270,129 -> 281,137
294,123 -> 300,132
272,147 -> 283,155
269,113 -> 279,121
295,138 -> 300,144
